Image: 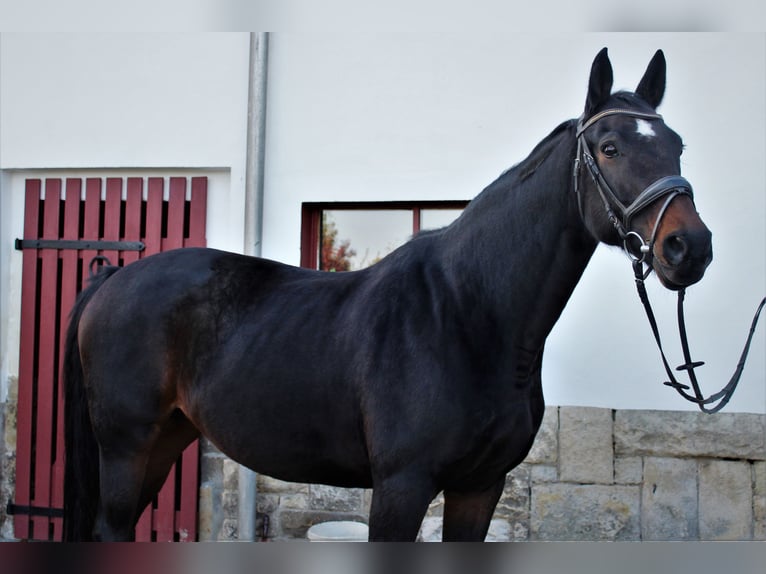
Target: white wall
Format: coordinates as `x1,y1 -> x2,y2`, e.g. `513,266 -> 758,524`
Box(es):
0,33 -> 251,402
1,33 -> 764,413
262,33 -> 765,412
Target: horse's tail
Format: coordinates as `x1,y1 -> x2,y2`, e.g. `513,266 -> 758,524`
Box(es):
62,264 -> 121,541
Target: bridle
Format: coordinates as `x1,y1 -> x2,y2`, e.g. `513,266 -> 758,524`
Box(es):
574,107 -> 766,413
574,108 -> 694,268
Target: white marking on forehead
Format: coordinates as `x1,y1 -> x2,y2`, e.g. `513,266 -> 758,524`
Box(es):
636,119 -> 656,138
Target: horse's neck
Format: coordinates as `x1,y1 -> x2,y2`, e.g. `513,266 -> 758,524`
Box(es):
443,139 -> 597,358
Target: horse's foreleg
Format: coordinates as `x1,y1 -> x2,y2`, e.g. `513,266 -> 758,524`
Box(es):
368,472 -> 437,541
442,477 -> 505,541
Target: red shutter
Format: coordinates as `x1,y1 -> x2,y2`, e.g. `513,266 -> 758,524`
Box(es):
12,175 -> 207,541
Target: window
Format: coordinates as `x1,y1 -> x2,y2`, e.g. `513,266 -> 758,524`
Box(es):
301,201 -> 469,270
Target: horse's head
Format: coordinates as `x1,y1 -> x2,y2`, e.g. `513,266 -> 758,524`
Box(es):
576,48 -> 713,290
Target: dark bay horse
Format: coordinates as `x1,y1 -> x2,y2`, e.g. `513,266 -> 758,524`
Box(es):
63,48 -> 712,541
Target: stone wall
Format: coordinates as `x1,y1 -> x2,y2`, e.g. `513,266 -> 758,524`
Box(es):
198,407 -> 765,541
0,378 -> 18,541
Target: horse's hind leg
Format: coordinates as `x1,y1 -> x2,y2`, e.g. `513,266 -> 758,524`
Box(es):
135,410 -> 200,519
93,412 -> 199,542
93,435 -> 156,541
442,477 -> 505,541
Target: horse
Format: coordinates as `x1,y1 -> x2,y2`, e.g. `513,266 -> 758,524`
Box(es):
63,47 -> 712,541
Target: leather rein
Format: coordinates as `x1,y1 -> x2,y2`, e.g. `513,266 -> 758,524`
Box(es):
574,108 -> 766,413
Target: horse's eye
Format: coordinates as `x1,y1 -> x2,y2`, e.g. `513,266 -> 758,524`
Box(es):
601,143 -> 618,158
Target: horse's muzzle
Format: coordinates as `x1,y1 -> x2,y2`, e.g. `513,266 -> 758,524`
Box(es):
654,227 -> 713,289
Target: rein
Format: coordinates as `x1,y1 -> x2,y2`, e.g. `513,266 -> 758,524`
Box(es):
575,108 -> 766,413
632,261 -> 766,413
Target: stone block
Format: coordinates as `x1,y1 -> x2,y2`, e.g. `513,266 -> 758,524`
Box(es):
199,453 -> 223,489
257,474 -> 309,494
256,492 -> 280,515
754,462 -> 766,540
426,492 -> 445,517
559,406 -> 613,484
641,457 -> 698,540
222,458 -> 239,491
1,453 -> 16,541
416,517 -> 511,542
3,400 -> 16,453
197,484 -> 218,542
199,436 -> 222,456
309,484 -> 364,512
362,489 -> 373,514
221,518 -> 238,541
495,470 -> 530,524
530,465 -> 558,483
485,519 -> 512,541
615,410 -> 765,460
222,491 -> 239,518
525,406 -> 558,465
417,516 -> 442,542
281,493 -> 310,510
614,456 -> 642,484
699,459 -> 752,540
530,483 -> 639,540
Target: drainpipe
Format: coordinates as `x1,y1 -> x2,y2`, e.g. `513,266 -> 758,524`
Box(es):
239,31 -> 269,542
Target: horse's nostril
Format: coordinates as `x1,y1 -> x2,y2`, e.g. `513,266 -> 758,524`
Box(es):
663,233 -> 689,266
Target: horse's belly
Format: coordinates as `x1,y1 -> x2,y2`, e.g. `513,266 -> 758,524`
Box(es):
186,383 -> 373,488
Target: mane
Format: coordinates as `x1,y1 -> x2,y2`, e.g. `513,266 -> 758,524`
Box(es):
448,117 -> 578,237
495,119 -> 577,185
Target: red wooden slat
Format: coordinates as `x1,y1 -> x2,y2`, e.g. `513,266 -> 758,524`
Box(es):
81,179 -> 102,285
127,176 -> 153,542
14,181 -> 43,539
163,177 -> 186,251
144,178 -> 164,257
180,179 -> 204,541
123,178 -> 143,266
154,474 -> 176,542
32,179 -> 62,540
50,179 -> 84,541
135,504 -> 153,541
177,443 -> 200,542
102,178 -> 122,265
185,177 -> 207,248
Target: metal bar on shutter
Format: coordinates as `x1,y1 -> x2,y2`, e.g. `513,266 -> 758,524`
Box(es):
15,239 -> 145,251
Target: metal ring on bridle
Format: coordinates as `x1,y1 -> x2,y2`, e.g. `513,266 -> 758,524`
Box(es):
623,231 -> 651,262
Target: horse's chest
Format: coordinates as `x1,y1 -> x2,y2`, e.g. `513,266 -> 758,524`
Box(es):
443,401 -> 543,490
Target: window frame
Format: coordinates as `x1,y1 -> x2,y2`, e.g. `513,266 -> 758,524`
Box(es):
300,200 -> 470,269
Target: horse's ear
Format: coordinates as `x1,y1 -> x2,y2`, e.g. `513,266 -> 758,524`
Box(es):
584,47 -> 613,118
635,49 -> 666,109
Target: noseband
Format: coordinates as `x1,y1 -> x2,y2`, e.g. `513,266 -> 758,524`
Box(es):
573,108 -> 766,413
574,108 -> 694,268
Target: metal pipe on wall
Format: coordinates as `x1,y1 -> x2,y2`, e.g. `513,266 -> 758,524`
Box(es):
239,31 -> 269,542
